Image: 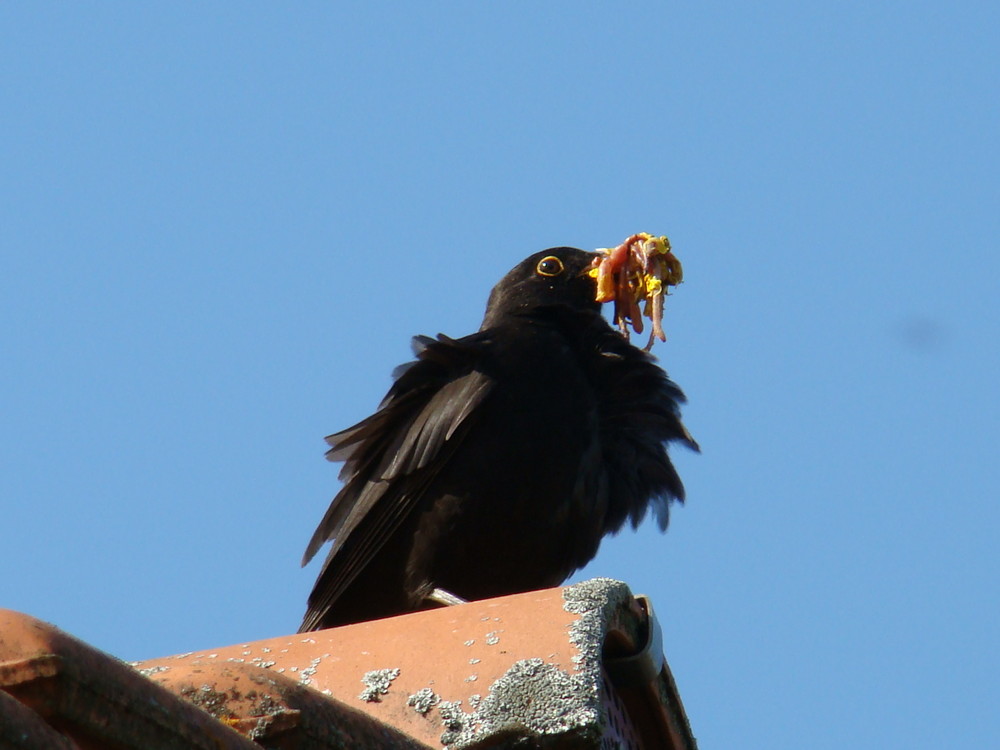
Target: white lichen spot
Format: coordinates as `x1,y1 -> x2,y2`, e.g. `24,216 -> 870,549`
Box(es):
359,667 -> 401,702
406,687 -> 440,715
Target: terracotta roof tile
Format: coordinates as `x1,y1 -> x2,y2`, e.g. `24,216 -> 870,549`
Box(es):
0,608 -> 259,749
1,578 -> 697,749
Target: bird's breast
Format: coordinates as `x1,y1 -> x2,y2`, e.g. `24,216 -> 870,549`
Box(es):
405,324 -> 604,599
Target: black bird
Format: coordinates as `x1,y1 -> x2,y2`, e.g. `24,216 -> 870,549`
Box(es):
299,247 -> 697,631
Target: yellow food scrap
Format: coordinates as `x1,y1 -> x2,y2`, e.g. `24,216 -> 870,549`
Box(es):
590,232 -> 685,351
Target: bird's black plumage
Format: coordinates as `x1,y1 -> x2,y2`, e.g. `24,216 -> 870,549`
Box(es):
299,247 -> 697,631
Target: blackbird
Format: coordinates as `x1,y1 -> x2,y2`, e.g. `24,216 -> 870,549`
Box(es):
299,247 -> 697,631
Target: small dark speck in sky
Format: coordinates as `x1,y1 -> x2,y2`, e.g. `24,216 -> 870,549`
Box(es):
894,316 -> 949,351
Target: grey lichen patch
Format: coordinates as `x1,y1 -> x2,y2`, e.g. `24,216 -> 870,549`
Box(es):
438,578 -> 634,748
564,577 -> 632,673
358,667 -> 401,702
446,658 -> 602,748
134,664 -> 170,677
248,691 -> 283,718
297,656 -> 324,686
484,631 -> 501,646
244,692 -> 286,741
407,687 -> 441,715
562,577 -> 632,619
246,693 -> 299,743
438,700 -> 466,745
179,684 -> 238,721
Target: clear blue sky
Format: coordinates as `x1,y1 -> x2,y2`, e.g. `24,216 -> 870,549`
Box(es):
2,3 -> 997,747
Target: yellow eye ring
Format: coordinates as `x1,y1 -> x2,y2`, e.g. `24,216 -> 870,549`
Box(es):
536,255 -> 564,277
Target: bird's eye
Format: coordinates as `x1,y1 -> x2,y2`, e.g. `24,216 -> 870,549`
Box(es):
536,256 -> 564,277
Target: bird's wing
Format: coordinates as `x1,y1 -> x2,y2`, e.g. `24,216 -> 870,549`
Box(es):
299,333 -> 493,626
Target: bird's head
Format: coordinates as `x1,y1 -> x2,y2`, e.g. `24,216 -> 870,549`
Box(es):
481,247 -> 600,329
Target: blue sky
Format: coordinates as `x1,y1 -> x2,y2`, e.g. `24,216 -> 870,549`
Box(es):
2,3 -> 997,747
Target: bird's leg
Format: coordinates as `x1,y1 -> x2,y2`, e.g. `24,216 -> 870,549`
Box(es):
426,588 -> 467,607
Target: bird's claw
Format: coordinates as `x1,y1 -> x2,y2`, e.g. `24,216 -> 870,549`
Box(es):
426,588 -> 468,608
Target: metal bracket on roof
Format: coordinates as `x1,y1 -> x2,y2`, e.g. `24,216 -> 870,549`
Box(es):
603,594 -> 665,688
